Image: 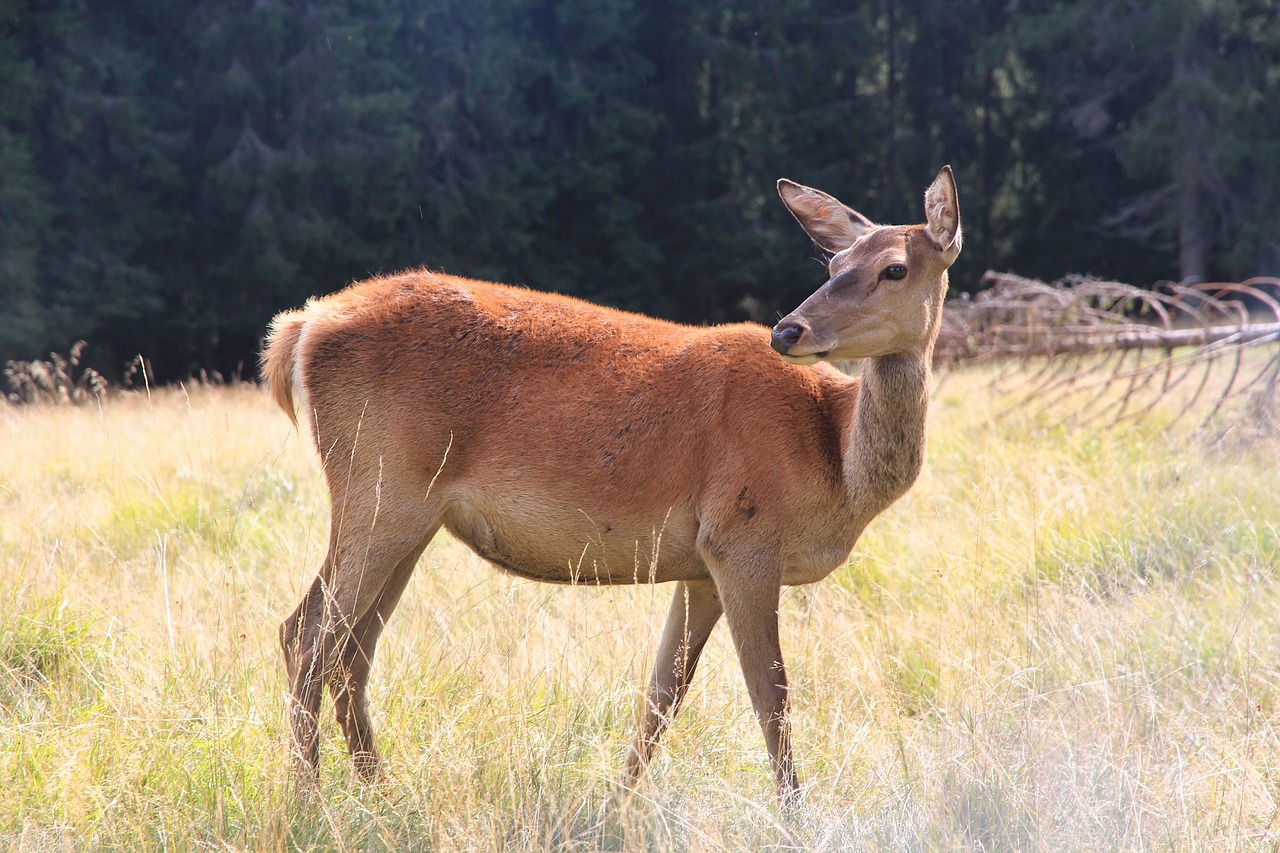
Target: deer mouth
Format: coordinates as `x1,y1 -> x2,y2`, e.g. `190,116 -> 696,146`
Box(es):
777,350 -> 828,366
771,318 -> 831,364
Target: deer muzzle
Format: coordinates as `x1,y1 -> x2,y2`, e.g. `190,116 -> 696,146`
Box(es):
771,319 -> 827,364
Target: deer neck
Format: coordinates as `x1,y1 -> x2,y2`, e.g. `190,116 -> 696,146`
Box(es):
842,351 -> 931,522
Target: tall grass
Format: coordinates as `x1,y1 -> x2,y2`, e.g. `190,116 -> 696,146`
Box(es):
1,367 -> 1277,850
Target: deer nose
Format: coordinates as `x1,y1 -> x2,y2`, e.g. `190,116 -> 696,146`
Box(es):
771,320 -> 806,354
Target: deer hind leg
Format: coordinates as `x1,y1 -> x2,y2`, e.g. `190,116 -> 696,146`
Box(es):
280,497 -> 439,785
329,528 -> 437,782
621,579 -> 723,790
280,576 -> 328,781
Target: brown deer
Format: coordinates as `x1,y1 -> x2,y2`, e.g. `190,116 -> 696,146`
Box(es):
262,167 -> 961,801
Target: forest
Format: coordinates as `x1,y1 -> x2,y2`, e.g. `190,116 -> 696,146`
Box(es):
2,0 -> 1278,380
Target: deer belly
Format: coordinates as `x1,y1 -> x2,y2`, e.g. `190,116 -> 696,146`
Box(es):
441,498 -> 704,585
782,542 -> 858,585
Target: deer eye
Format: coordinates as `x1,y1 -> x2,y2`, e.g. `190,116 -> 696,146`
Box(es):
883,263 -> 908,280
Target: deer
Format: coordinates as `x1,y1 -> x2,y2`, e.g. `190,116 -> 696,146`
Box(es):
261,166 -> 961,804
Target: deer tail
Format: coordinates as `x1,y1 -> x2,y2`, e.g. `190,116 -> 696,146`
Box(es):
260,309 -> 308,428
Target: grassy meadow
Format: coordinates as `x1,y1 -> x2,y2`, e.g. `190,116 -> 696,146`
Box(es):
2,364 -> 1278,851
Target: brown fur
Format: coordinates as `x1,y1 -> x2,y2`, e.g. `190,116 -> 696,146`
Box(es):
261,310 -> 306,427
265,168 -> 961,804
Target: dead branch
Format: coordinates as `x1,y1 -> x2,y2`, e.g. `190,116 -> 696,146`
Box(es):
937,273 -> 1280,431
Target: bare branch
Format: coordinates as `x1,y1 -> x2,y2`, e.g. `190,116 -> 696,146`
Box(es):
937,273 -> 1280,432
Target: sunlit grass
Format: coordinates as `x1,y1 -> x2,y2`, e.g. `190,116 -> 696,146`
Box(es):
2,368 -> 1277,850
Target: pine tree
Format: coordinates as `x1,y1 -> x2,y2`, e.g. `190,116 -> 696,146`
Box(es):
1016,0 -> 1280,283
0,1 -> 54,356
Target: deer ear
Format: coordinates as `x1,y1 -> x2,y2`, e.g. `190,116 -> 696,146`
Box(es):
923,166 -> 961,254
777,179 -> 878,254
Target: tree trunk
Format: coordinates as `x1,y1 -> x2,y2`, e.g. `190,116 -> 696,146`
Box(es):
1177,176 -> 1207,284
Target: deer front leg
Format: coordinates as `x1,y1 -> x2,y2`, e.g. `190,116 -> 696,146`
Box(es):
621,579 -> 723,790
712,553 -> 799,801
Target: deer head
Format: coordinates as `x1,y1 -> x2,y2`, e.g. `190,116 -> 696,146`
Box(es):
771,166 -> 961,364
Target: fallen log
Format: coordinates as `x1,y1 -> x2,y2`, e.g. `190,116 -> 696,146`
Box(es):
936,273 -> 1280,431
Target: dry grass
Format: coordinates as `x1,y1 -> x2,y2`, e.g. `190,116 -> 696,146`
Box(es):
1,367 -> 1278,851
